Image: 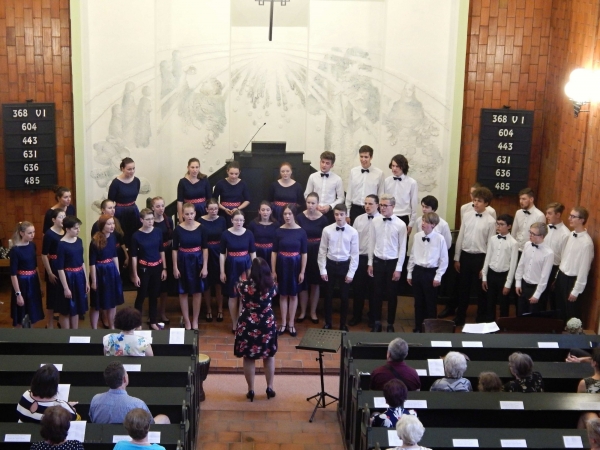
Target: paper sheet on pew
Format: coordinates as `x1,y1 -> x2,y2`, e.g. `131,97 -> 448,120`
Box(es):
123,364 -> 141,372
169,328 -> 185,344
56,384 -> 70,401
453,439 -> 479,447
40,363 -> 63,371
563,436 -> 583,448
500,439 -> 527,447
69,336 -> 91,343
374,397 -> 389,408
134,330 -> 153,343
67,421 -> 86,442
4,434 -> 31,442
461,322 -> 499,334
387,430 -> 402,447
113,432 -> 161,443
427,359 -> 445,376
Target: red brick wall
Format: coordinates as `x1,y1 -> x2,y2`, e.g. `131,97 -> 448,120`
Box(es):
0,0 -> 74,250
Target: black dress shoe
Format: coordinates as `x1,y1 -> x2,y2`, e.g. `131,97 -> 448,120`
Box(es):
348,317 -> 361,326
386,324 -> 395,332
340,325 -> 349,332
438,307 -> 456,319
371,322 -> 382,332
322,323 -> 332,330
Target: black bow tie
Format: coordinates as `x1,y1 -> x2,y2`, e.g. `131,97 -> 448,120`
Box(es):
383,217 -> 392,221
475,213 -> 482,217
321,173 -> 329,178
361,169 -> 369,173
573,232 -> 578,237
523,210 -> 531,215
367,215 -> 374,219
549,225 -> 556,229
497,235 -> 506,240
422,237 -> 430,242
393,177 -> 402,181
336,227 -> 345,231
532,243 -> 538,248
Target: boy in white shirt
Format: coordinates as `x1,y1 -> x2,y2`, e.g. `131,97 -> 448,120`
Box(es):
345,145 -> 384,225
541,202 -> 570,310
511,188 -> 545,253
304,151 -> 344,224
460,182 -> 497,220
415,196 -> 452,249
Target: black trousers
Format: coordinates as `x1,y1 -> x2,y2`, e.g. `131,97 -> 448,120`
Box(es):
485,268 -> 510,321
517,280 -> 541,316
324,258 -> 350,326
350,204 -> 365,226
456,251 -> 486,322
539,265 -> 559,311
397,215 -> 410,290
372,256 -> 399,324
412,265 -> 439,331
324,209 -> 335,224
555,270 -> 580,321
134,264 -> 161,324
352,255 -> 373,320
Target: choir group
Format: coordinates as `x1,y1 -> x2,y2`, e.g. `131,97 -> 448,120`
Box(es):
8,146 -> 594,332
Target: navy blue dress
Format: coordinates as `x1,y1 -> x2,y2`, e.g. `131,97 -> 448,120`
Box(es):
296,213 -> 329,285
247,221 -> 279,269
268,181 -> 305,222
154,216 -> 175,294
42,229 -> 63,310
213,179 -> 250,227
177,177 -> 212,218
56,238 -> 88,317
108,177 -> 141,248
220,230 -> 256,297
273,227 -> 308,296
91,220 -> 128,281
43,205 -> 75,233
198,216 -> 227,288
173,225 -> 207,294
10,243 -> 44,326
89,233 -> 124,310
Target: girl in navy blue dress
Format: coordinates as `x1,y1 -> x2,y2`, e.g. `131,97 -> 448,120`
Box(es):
296,192 -> 329,324
220,210 -> 256,332
199,199 -> 227,322
89,215 -> 124,329
213,161 -> 250,227
41,209 -> 65,329
269,162 -> 305,223
43,186 -> 76,233
152,196 -> 175,324
130,208 -> 167,330
10,222 -> 44,327
108,157 -> 141,249
56,216 -> 89,329
177,158 -> 212,222
247,201 -> 279,270
173,203 -> 208,330
272,205 -> 307,337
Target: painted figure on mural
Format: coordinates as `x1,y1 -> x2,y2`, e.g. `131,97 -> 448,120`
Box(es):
135,86 -> 152,148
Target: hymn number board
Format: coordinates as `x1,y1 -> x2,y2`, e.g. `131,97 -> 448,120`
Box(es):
477,109 -> 534,195
2,103 -> 57,190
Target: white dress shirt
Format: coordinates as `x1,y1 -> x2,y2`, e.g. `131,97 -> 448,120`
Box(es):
558,230 -> 594,296
318,223 -> 359,278
454,210 -> 496,261
345,165 -> 384,214
460,202 -> 497,220
407,231 -> 449,282
545,222 -> 570,266
368,215 -> 407,271
383,175 -> 419,227
481,233 -> 519,288
515,241 -> 554,299
304,171 -> 344,208
353,211 -> 380,255
415,215 -> 452,250
511,205 -> 546,251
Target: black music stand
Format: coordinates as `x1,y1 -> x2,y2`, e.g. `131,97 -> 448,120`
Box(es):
297,328 -> 343,422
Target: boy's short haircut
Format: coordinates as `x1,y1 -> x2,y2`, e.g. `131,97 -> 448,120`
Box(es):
366,194 -> 379,204
546,202 -> 565,214
333,204 -> 347,214
531,222 -> 548,237
358,145 -> 373,157
519,187 -> 534,198
572,206 -> 589,224
497,213 -> 514,227
320,151 -> 336,164
421,195 -> 438,211
422,212 -> 440,227
471,182 -> 482,189
472,187 -> 493,205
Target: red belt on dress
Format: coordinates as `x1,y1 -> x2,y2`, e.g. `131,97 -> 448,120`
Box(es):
116,201 -> 135,207
97,258 -> 113,264
48,254 -> 57,260
65,266 -> 83,272
207,240 -> 220,246
163,241 -> 171,247
179,246 -> 201,253
255,243 -> 273,249
222,202 -> 241,208
308,238 -> 321,243
280,251 -> 299,257
185,198 -> 206,204
139,260 -> 161,267
17,270 -> 36,275
228,251 -> 248,257
272,201 -> 288,207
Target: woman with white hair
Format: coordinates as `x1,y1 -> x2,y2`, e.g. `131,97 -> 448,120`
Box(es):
393,415 -> 431,450
430,352 -> 472,392
503,352 -> 544,392
587,418 -> 600,449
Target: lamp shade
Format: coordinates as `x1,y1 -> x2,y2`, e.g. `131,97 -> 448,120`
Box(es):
565,68 -> 593,103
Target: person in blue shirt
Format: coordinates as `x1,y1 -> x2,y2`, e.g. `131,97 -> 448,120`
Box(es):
114,408 -> 167,450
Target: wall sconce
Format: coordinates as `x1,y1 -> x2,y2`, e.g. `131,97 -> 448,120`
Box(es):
564,68 -> 596,118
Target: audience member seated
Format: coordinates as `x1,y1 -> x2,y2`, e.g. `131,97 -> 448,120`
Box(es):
430,352 -> 472,392
369,338 -> 421,391
478,371 -> 503,392
370,379 -> 417,428
392,415 -> 431,450
577,348 -> 600,394
89,361 -> 170,424
31,406 -> 84,450
103,307 -> 154,356
17,364 -> 79,423
114,408 -> 166,450
566,317 -> 584,334
503,352 -> 544,392
587,417 -> 600,450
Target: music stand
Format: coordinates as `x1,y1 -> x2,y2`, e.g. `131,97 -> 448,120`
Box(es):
296,328 -> 343,422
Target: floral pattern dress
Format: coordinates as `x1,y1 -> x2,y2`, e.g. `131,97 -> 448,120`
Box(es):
103,333 -> 150,356
234,279 -> 278,359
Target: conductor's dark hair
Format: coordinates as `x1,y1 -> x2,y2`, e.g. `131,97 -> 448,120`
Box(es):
62,216 -> 82,230
250,257 -> 274,295
359,145 -> 373,157
115,306 -> 143,332
120,157 -> 134,170
31,364 -> 60,399
389,154 -> 409,174
497,214 -> 514,227
421,195 -> 438,211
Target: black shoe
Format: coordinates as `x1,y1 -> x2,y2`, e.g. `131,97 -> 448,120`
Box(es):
311,317 -> 319,324
386,324 -> 395,332
278,325 -> 287,335
348,317 -> 362,326
340,325 -> 349,332
438,307 -> 456,319
246,390 -> 255,402
371,321 -> 382,332
205,313 -> 213,323
216,312 -> 224,322
322,323 -> 332,330
288,326 -> 297,337
297,316 -> 305,323
266,387 -> 276,399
